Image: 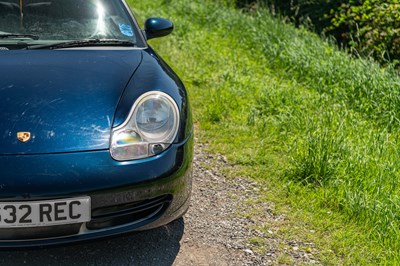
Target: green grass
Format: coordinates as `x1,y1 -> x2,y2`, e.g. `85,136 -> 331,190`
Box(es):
130,0 -> 400,264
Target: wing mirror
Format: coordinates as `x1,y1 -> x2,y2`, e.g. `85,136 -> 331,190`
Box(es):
144,18 -> 174,40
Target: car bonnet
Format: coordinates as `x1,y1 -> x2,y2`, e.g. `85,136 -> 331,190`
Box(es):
0,49 -> 142,155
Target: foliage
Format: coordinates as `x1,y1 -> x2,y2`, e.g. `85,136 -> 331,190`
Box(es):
330,0 -> 400,63
238,0 -> 337,33
236,0 -> 400,64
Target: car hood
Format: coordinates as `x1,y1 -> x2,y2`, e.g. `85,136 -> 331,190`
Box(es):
0,50 -> 142,155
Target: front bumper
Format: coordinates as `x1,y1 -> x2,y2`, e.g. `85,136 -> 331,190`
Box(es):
0,133 -> 193,247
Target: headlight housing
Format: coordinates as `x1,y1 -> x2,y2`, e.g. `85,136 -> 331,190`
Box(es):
110,91 -> 180,161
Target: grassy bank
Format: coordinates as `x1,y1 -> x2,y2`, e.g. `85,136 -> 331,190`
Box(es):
130,0 -> 400,264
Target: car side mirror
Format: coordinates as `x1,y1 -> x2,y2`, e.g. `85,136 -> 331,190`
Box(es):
144,18 -> 174,40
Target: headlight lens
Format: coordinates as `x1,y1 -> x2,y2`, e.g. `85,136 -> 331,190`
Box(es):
136,96 -> 176,140
110,91 -> 179,161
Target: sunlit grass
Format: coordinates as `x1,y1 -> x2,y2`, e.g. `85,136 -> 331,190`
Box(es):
131,0 -> 400,263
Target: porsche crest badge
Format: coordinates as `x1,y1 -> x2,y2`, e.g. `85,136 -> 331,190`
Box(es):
17,132 -> 31,143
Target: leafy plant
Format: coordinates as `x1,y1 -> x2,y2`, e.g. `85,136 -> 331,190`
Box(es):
330,0 -> 400,64
237,0 -> 400,64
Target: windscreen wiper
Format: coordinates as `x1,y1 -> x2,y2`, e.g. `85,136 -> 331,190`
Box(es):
27,39 -> 136,50
0,34 -> 40,40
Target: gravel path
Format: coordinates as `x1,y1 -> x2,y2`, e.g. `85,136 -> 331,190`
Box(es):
0,142 -> 320,265
174,142 -> 266,265
173,142 -> 320,265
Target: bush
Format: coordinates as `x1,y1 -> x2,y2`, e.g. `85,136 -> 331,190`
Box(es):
330,1 -> 400,63
237,1 -> 335,30
236,0 -> 400,65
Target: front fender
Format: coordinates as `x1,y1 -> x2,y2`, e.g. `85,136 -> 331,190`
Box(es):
113,48 -> 192,143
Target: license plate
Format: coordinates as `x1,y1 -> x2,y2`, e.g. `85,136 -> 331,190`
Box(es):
0,197 -> 91,228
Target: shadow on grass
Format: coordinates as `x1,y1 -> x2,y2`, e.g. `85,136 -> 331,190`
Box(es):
0,218 -> 184,266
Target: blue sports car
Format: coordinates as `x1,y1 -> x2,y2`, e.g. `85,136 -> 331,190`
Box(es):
0,0 -> 193,247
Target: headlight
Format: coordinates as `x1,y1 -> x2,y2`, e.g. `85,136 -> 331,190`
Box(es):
110,91 -> 179,161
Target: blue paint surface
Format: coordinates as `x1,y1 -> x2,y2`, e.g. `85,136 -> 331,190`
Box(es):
0,50 -> 142,154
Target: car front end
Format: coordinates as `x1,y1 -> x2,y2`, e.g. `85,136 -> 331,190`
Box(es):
0,0 -> 193,247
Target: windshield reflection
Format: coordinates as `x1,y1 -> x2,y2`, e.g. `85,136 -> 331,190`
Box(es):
0,0 -> 138,43
95,3 -> 106,37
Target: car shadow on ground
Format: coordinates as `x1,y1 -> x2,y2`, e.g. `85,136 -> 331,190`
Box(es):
0,218 -> 184,266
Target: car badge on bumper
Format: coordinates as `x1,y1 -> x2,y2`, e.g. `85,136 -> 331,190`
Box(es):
17,132 -> 31,143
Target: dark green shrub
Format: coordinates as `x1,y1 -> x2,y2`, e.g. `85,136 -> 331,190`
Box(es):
330,1 -> 400,63
236,0 -> 339,32
236,0 -> 400,65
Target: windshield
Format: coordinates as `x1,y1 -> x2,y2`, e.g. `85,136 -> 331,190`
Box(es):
0,0 -> 144,49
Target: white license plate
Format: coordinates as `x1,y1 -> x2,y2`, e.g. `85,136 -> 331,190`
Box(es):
0,197 -> 91,228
